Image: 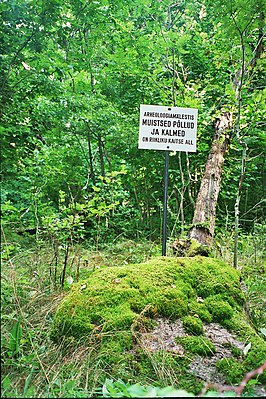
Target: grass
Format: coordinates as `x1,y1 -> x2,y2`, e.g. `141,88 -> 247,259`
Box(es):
1,228 -> 265,398
1,234 -> 162,397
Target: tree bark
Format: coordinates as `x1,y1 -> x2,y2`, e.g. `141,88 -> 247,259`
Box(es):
97,133 -> 105,177
234,142 -> 247,268
188,112 -> 232,246
87,127 -> 95,185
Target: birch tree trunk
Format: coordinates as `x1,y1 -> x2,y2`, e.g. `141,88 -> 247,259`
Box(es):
187,112 -> 233,246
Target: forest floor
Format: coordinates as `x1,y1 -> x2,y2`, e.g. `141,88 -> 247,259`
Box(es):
1,233 -> 265,397
140,317 -> 266,397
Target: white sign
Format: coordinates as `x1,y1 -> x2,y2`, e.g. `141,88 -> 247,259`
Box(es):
138,104 -> 198,152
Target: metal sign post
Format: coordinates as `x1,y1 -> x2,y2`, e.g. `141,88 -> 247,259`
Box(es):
162,150 -> 170,256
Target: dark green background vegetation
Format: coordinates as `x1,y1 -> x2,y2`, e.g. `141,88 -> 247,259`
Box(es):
1,0 -> 265,244
1,0 -> 265,397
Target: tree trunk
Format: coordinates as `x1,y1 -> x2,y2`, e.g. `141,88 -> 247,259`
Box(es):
234,142 -> 247,268
87,127 -> 95,185
97,133 -> 105,177
188,112 -> 232,246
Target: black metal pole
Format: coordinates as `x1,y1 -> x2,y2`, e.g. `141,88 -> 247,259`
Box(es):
162,150 -> 170,256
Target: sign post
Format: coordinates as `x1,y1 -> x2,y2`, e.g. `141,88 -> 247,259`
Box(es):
138,104 -> 198,256
162,150 -> 170,256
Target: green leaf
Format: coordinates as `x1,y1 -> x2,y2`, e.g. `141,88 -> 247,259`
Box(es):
23,368 -> 36,397
2,377 -> 11,390
9,321 -> 22,356
243,342 -> 252,355
260,327 -> 266,337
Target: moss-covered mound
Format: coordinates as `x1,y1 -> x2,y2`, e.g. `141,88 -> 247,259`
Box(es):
50,256 -> 243,340
50,256 -> 266,394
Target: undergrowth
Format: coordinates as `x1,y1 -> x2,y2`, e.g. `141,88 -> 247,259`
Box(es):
1,227 -> 265,398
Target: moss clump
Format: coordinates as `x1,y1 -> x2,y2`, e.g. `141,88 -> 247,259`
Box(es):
50,255 -> 264,393
217,313 -> 266,384
187,238 -> 210,257
188,301 -> 212,323
205,295 -> 234,323
222,343 -> 242,358
216,358 -> 245,384
135,350 -> 203,393
177,336 -> 216,357
244,340 -> 266,384
172,238 -> 210,257
50,256 -> 243,342
178,257 -> 245,305
182,316 -> 204,335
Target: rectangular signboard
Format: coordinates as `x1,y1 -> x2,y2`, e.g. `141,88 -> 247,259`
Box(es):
138,104 -> 198,152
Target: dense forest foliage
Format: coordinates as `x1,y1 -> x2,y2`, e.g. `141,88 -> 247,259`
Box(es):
1,0 -> 265,246
1,0 -> 265,397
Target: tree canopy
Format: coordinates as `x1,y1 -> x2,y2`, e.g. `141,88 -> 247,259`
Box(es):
1,0 -> 265,245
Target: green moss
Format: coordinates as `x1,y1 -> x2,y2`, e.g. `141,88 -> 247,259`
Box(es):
222,343 -> 242,358
244,340 -> 266,384
155,295 -> 188,319
177,336 -> 216,357
51,256 -> 244,343
187,238 -> 210,257
135,350 -> 203,394
223,313 -> 266,383
224,312 -> 265,343
50,255 -> 263,392
100,332 -> 133,364
182,316 -> 204,335
179,257 -> 244,305
188,301 -> 212,323
205,295 -> 234,323
104,331 -> 133,352
216,358 -> 245,384
176,375 -> 204,396
133,350 -> 160,382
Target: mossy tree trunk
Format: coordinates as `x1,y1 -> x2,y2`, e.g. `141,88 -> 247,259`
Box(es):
188,112 -> 232,246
